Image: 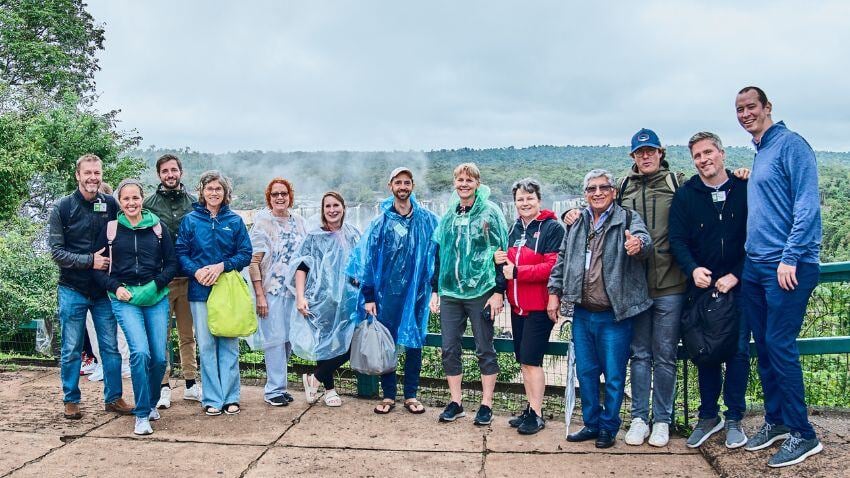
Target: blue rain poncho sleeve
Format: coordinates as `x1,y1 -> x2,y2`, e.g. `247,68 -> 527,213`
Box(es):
285,223 -> 361,361
347,195 -> 438,349
432,184 -> 508,299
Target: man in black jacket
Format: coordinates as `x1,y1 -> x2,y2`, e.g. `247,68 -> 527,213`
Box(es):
143,154 -> 201,407
669,132 -> 750,449
48,154 -> 132,419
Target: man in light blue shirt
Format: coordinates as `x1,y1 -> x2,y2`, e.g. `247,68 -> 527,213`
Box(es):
735,86 -> 822,468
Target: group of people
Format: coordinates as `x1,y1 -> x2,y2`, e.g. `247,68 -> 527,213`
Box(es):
50,85 -> 822,468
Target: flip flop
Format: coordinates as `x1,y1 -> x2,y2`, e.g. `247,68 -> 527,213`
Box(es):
374,399 -> 396,414
204,405 -> 222,416
403,398 -> 426,414
224,403 -> 241,415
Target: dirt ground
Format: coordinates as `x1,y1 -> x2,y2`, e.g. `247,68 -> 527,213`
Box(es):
0,366 -> 845,477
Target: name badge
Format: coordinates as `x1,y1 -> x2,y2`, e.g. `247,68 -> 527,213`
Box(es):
93,202 -> 107,213
456,216 -> 470,227
393,222 -> 408,237
711,191 -> 726,203
585,251 -> 592,270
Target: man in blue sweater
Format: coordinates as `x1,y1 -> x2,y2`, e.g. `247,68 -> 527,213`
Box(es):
735,86 -> 823,467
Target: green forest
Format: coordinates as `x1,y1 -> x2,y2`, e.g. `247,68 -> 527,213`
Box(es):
133,145 -> 850,263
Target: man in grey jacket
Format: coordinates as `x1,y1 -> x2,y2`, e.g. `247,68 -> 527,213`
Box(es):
547,169 -> 653,448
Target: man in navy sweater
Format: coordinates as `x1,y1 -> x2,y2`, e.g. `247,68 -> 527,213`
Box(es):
735,86 -> 823,467
669,132 -> 749,450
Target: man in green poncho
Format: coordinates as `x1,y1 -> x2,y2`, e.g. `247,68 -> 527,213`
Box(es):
430,162 -> 508,426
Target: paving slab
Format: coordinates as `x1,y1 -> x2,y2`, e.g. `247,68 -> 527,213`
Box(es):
0,431 -> 63,476
247,447 -> 481,478
485,452 -> 717,477
699,414 -> 849,478
89,384 -> 307,445
8,436 -> 264,478
0,370 -> 122,435
486,416 -> 698,455
277,394 -> 484,452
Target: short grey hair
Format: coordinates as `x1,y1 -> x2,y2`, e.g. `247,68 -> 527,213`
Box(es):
688,131 -> 724,154
197,170 -> 233,206
582,169 -> 615,191
114,178 -> 145,200
511,178 -> 542,199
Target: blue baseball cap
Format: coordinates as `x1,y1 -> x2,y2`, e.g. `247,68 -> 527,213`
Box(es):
630,128 -> 662,153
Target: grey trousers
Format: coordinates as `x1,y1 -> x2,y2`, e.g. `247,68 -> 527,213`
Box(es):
439,293 -> 499,376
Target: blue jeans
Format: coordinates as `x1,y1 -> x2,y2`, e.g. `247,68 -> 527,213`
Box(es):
190,301 -> 241,409
380,347 -> 423,400
58,286 -> 123,404
261,293 -> 292,400
111,298 -> 169,418
573,306 -> 633,433
696,291 -> 750,421
740,259 -> 818,439
629,293 -> 684,424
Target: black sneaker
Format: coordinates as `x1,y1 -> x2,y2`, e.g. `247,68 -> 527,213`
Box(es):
595,429 -> 616,449
281,392 -> 294,403
474,405 -> 493,426
438,402 -> 465,422
517,408 -> 545,435
264,395 -> 288,407
509,404 -> 531,428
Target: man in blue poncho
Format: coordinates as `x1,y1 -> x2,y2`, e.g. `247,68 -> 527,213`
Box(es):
352,167 -> 439,415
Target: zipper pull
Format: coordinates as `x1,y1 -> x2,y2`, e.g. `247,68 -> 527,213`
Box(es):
719,213 -> 723,221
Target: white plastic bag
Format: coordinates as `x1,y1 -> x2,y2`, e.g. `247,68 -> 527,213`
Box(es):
349,317 -> 397,376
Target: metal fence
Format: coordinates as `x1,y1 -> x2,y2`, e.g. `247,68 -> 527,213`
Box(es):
3,262 -> 850,430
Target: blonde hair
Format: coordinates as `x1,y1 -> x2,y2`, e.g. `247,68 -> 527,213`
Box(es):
452,162 -> 481,181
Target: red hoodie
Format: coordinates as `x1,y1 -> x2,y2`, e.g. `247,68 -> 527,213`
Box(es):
498,210 -> 565,315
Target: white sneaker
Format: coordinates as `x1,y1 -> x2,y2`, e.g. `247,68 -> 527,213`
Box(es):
87,363 -> 104,382
156,387 -> 172,409
183,383 -> 202,402
121,363 -> 131,378
149,408 -> 161,421
625,417 -> 650,445
648,422 -> 670,447
80,355 -> 97,375
134,417 -> 153,435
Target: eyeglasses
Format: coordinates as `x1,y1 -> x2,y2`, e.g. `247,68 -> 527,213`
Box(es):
270,191 -> 289,198
633,147 -> 659,158
584,185 -> 614,194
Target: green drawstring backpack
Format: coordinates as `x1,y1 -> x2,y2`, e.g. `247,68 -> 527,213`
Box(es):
207,270 -> 257,337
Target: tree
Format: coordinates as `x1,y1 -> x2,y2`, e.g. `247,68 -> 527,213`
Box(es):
0,0 -> 104,99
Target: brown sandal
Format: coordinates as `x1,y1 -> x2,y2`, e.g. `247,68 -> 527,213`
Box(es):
374,399 -> 395,414
403,398 -> 426,414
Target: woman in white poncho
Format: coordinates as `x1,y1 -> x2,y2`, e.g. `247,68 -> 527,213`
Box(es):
290,191 -> 361,407
248,178 -> 306,407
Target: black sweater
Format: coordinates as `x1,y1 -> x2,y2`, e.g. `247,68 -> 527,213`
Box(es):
92,221 -> 179,294
669,171 -> 747,299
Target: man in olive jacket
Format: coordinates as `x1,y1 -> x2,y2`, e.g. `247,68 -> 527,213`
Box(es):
143,154 -> 201,407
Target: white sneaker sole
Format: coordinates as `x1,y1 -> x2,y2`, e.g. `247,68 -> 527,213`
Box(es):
767,442 -> 823,468
745,432 -> 790,451
686,419 -> 725,448
725,433 -> 748,449
625,431 -> 650,446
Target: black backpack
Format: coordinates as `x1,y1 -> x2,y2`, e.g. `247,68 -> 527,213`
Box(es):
680,289 -> 739,367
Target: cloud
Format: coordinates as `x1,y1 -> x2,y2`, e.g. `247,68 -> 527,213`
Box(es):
90,0 -> 850,152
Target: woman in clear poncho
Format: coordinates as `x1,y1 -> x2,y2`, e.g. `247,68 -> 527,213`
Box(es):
290,191 -> 361,407
248,178 -> 306,407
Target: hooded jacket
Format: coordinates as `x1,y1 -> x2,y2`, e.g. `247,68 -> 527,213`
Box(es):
495,209 -> 565,315
669,172 -> 748,303
143,183 -> 196,245
619,160 -> 688,298
91,210 -> 179,295
48,190 -> 118,298
175,203 -> 253,302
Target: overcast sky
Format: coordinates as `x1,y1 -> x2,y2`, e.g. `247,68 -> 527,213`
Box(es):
88,1 -> 850,153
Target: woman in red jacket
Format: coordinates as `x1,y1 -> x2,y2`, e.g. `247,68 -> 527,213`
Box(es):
495,178 -> 565,435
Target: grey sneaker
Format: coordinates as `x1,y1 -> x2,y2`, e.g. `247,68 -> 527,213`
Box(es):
687,416 -> 724,448
767,432 -> 823,468
725,420 -> 747,449
745,422 -> 791,451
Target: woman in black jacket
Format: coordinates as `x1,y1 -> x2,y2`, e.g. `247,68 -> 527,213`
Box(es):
93,179 -> 178,436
